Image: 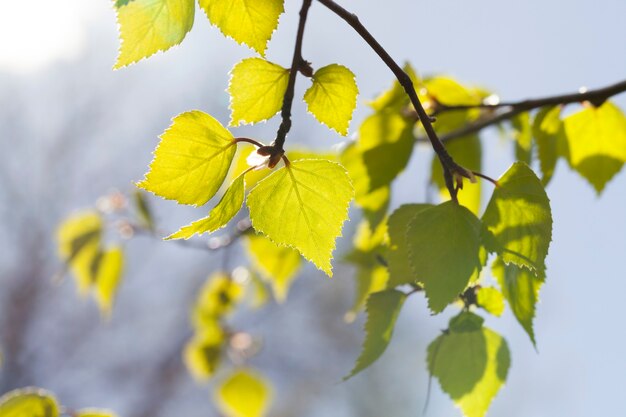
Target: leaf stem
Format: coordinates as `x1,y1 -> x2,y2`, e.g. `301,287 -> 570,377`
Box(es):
234,137 -> 266,148
274,0 -> 313,152
316,0 -> 467,201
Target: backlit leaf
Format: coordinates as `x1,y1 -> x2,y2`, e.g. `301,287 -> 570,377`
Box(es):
199,0 -> 284,56
304,64 -> 358,135
368,62 -> 419,111
114,0 -> 194,68
492,257 -> 544,345
407,202 -> 483,313
228,58 -> 289,126
138,111 -> 237,206
94,246 -> 125,318
482,162 -> 552,273
184,322 -> 225,381
215,369 -> 272,417
75,409 -> 119,417
167,174 -> 245,240
533,106 -> 564,185
247,159 -> 353,276
345,265 -> 389,322
245,233 -> 301,303
511,112 -> 532,164
476,287 -> 505,317
562,101 -> 626,193
0,388 -> 60,417
192,273 -> 244,328
428,312 -> 510,417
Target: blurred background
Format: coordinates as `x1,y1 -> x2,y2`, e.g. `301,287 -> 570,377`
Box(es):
0,0 -> 625,416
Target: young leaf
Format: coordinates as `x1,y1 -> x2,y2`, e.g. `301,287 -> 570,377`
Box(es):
563,101 -> 626,193
166,174 -> 246,240
228,58 -> 289,126
245,233 -> 302,303
476,287 -> 505,317
386,204 -> 432,287
215,369 -> 273,417
138,111 -> 237,206
304,64 -> 358,135
0,387 -> 60,417
482,162 -> 552,273
345,289 -> 407,379
492,257 -> 544,345
114,0 -> 195,68
407,202 -> 483,313
94,246 -> 125,318
247,159 -> 354,276
533,106 -> 564,185
184,323 -> 225,381
199,0 -> 284,56
428,312 -> 510,417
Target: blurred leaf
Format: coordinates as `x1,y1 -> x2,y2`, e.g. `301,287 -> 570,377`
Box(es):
511,112 -> 532,164
428,312 -> 510,417
0,387 -> 60,417
215,369 -> 272,417
482,162 -> 552,273
346,265 -> 389,321
133,190 -> 155,232
138,111 -> 236,206
476,287 -> 505,317
228,58 -> 289,126
184,322 -> 225,381
94,246 -> 125,318
167,174 -> 245,240
407,202 -> 483,313
562,101 -> 626,193
199,0 -> 284,56
114,0 -> 194,68
192,273 -> 244,328
245,234 -> 301,303
368,62 -> 420,111
248,271 -> 270,310
75,409 -> 119,417
247,160 -> 353,276
431,134 -> 482,214
304,64 -> 358,135
533,106 -> 565,185
346,289 -> 407,379
492,257 -> 544,345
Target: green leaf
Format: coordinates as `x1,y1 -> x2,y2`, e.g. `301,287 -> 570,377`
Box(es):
431,134 -> 482,214
482,162 -> 552,273
114,0 -> 194,68
167,174 -> 246,240
492,257 -> 544,345
228,58 -> 289,126
75,409 -> 119,417
138,111 -> 237,206
511,112 -> 532,164
345,265 -> 389,322
192,273 -> 244,328
199,0 -> 284,56
533,106 -> 565,185
245,233 -> 301,303
476,287 -> 505,317
304,64 -> 358,135
346,290 -> 407,379
386,204 -> 432,287
247,159 -> 353,276
57,211 -> 103,294
563,101 -> 626,193
407,202 -> 483,313
94,246 -> 125,318
184,321 -> 225,381
427,312 -> 510,417
0,388 -> 60,417
215,369 -> 272,417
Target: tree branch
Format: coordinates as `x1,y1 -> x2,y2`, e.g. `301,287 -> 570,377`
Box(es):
317,0 -> 469,201
274,0 -> 313,152
433,78 -> 626,142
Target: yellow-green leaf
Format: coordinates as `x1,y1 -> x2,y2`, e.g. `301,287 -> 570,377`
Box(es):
167,174 -> 245,240
304,64 -> 358,135
0,388 -> 60,417
114,0 -> 195,68
345,289 -> 407,379
407,202 -> 483,313
245,233 -> 301,303
138,111 -> 237,206
247,159 -> 353,276
228,58 -> 289,126
184,322 -> 225,381
345,264 -> 389,322
482,162 -> 552,273
428,312 -> 510,417
75,409 -> 119,417
368,62 -> 420,111
563,101 -> 626,193
476,287 -> 505,317
512,112 -> 533,164
533,106 -> 565,185
57,211 -> 103,294
192,273 -> 244,328
215,369 -> 272,417
199,0 -> 284,56
94,246 -> 125,318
